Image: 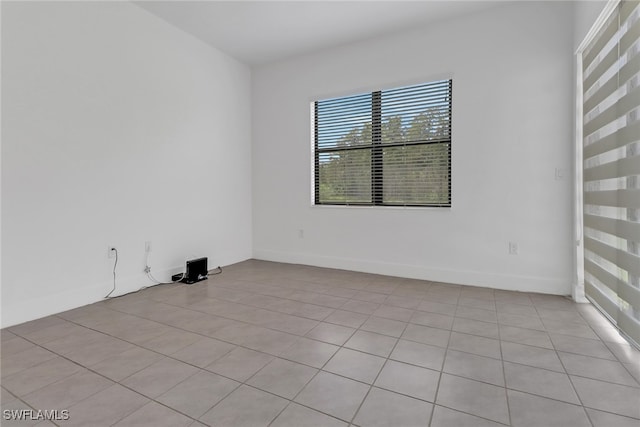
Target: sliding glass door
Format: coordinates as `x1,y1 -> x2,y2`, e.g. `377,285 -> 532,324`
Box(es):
580,0 -> 640,346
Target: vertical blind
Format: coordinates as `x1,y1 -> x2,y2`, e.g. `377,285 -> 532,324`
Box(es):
582,0 -> 640,345
314,80 -> 452,207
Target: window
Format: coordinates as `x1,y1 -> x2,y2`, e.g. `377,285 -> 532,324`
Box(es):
313,79 -> 452,207
579,0 -> 640,346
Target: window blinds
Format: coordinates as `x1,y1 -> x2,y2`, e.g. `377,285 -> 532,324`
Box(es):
582,0 -> 640,346
314,80 -> 452,207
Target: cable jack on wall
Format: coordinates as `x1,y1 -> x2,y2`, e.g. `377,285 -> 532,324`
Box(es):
105,243 -> 224,300
145,249 -> 186,285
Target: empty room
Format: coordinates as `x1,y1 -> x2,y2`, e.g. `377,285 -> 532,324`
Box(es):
1,0 -> 639,426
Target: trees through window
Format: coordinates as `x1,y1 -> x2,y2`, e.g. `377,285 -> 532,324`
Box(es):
314,80 -> 452,207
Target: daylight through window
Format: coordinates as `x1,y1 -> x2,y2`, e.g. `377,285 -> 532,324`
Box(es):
314,80 -> 452,207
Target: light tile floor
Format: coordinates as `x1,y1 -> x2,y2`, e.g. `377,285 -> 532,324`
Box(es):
2,260 -> 640,426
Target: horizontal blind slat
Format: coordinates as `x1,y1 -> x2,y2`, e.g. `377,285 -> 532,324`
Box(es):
318,94 -> 371,107
382,81 -> 450,96
585,281 -> 620,322
620,49 -> 640,84
584,72 -> 619,113
584,154 -> 640,181
618,309 -> 640,345
619,282 -> 640,313
584,214 -> 640,241
584,119 -> 640,159
584,189 -> 640,208
584,47 -> 619,92
584,236 -> 640,276
620,14 -> 640,53
317,139 -> 451,152
621,0 -> 639,22
584,103 -> 619,137
585,258 -> 623,295
584,12 -> 620,71
584,84 -> 640,136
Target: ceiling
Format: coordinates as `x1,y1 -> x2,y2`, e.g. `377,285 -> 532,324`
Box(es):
135,1 -> 504,66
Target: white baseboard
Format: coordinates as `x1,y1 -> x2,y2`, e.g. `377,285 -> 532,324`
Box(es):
1,266 -> 180,328
253,249 -> 571,296
2,253 -> 572,328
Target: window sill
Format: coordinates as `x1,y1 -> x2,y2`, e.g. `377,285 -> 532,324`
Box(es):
310,204 -> 451,211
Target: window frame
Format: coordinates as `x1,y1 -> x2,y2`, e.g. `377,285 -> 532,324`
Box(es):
312,80 -> 453,208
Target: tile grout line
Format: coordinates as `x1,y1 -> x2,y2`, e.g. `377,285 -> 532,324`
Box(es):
599,338 -> 640,383
4,265 -> 640,425
524,296 -> 592,426
182,279 -> 406,425
7,330 -> 205,426
52,312 -> 296,425
17,312 -> 359,427
7,302 -> 524,402
44,293 -> 638,415
266,281 -> 429,424
346,300 -> 413,427
443,288 -> 513,427
0,387 -> 62,427
431,287 -> 512,427
264,314 -> 364,427
549,328 -> 598,427
427,294 -> 456,427
262,285 -> 409,427
498,316 -> 513,427
289,289 -> 400,426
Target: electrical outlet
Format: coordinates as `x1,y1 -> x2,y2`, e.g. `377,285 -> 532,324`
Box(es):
107,246 -> 116,258
509,242 -> 519,255
145,241 -> 152,252
555,168 -> 567,180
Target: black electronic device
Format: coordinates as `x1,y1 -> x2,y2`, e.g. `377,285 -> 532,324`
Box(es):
173,257 -> 208,284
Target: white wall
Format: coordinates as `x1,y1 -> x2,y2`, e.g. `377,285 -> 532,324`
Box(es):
1,2 -> 252,327
252,1 -> 575,295
574,1 -> 608,49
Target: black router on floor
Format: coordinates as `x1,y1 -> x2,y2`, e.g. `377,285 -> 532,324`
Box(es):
172,257 -> 208,284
